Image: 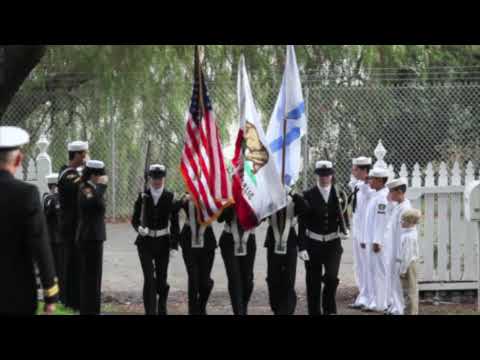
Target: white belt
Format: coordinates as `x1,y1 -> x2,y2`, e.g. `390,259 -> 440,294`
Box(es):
148,228 -> 170,238
224,223 -> 251,257
306,230 -> 340,242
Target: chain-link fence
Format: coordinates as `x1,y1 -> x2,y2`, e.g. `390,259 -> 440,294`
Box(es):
3,73 -> 480,221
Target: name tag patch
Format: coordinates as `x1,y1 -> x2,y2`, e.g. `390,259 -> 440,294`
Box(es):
378,204 -> 386,214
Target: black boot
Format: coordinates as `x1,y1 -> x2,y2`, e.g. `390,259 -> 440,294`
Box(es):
158,285 -> 170,316
198,279 -> 214,315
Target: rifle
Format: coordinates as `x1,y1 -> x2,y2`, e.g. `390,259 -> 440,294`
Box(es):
140,138 -> 152,229
323,147 -> 349,235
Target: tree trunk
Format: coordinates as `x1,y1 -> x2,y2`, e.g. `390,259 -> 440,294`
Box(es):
0,45 -> 46,122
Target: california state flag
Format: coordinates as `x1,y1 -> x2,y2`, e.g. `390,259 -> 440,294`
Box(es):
232,56 -> 287,231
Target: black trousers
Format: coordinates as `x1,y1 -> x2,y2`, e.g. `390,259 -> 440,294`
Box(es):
266,246 -> 298,315
181,247 -> 215,315
79,242 -> 104,315
305,239 -> 343,315
51,242 -> 65,304
63,231 -> 81,311
137,241 -> 170,315
220,234 -> 256,316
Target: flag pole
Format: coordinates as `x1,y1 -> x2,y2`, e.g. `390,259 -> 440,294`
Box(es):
195,45 -> 206,119
281,47 -> 289,189
281,113 -> 287,187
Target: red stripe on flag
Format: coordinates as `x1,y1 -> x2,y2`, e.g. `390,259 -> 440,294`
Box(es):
185,124 -> 211,180
181,161 -> 215,222
204,111 -> 215,194
181,153 -> 216,219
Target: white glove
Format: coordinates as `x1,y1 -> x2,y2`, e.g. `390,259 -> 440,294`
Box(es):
298,250 -> 310,262
138,226 -> 150,237
340,230 -> 350,240
96,175 -> 109,185
170,249 -> 178,259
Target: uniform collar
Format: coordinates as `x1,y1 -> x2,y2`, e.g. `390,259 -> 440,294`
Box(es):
317,183 -> 332,193
150,185 -> 164,195
0,169 -> 14,179
377,186 -> 389,195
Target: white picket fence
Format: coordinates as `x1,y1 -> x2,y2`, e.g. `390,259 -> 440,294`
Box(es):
373,140 -> 479,292
15,135 -> 53,198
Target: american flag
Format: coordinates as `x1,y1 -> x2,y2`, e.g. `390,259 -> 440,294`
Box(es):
180,46 -> 233,225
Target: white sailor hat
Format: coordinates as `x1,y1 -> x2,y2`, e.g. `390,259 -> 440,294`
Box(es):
84,160 -> 106,177
46,173 -> 59,185
149,164 -> 166,172
316,161 -> 333,170
0,126 -> 30,151
387,177 -> 408,190
68,141 -> 89,152
368,167 -> 390,178
149,164 -> 167,178
353,157 -> 372,166
86,160 -> 105,169
315,161 -> 334,176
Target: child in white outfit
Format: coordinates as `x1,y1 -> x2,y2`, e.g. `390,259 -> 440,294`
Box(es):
397,208 -> 421,315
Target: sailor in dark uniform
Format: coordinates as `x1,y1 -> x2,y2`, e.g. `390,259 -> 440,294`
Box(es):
0,126 -> 59,315
264,188 -> 308,315
218,205 -> 257,316
43,173 -> 65,304
76,160 -> 108,315
131,164 -> 180,315
298,161 -> 350,316
57,140 -> 89,311
178,194 -> 216,315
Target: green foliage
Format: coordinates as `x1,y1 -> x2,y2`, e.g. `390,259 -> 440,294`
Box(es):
8,45 -> 480,217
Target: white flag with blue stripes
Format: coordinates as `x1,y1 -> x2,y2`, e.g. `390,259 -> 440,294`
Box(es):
266,45 -> 307,187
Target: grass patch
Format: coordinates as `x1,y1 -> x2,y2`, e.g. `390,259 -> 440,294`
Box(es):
37,302 -> 76,316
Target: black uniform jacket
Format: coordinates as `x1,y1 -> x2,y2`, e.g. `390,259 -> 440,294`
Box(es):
76,181 -> 107,248
264,195 -> 307,250
57,166 -> 81,235
131,189 -> 180,251
178,200 -> 217,251
298,186 -> 350,252
217,206 -> 255,246
0,170 -> 58,314
43,192 -> 61,244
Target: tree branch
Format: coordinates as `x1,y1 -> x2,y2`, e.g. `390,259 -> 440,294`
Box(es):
0,45 -> 46,122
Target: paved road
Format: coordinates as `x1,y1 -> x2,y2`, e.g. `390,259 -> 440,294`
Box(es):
103,222 -> 357,296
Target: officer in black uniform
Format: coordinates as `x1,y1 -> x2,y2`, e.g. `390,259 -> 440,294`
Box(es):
77,160 -> 108,315
264,189 -> 308,315
43,173 -> 65,304
178,194 -> 216,315
298,161 -> 350,316
218,205 -> 257,316
131,164 -> 180,315
57,140 -> 88,311
0,126 -> 59,315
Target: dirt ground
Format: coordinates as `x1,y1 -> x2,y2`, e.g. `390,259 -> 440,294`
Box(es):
100,223 -> 479,316
100,287 -> 479,316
